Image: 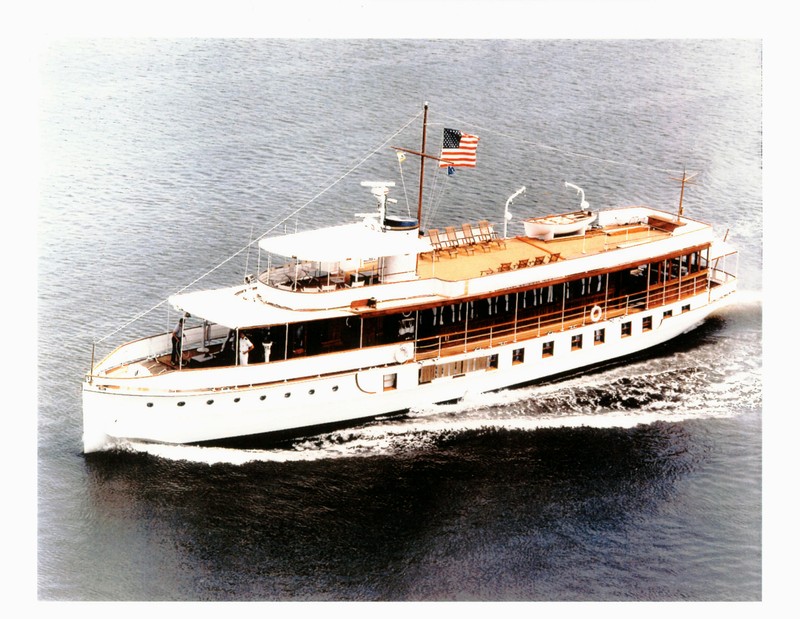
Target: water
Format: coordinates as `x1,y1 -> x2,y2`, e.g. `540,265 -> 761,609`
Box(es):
36,39 -> 762,601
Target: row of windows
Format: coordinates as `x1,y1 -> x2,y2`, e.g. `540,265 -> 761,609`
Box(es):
520,305 -> 690,360
419,304 -> 691,382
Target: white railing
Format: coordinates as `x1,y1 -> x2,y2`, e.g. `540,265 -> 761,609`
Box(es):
92,324 -> 228,374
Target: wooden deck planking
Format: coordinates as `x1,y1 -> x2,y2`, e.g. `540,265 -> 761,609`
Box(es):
416,225 -> 668,282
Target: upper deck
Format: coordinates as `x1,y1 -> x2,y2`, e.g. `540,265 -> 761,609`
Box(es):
169,206 -> 719,329
416,215 -> 679,282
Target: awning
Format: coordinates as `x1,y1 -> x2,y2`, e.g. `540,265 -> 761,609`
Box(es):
259,222 -> 430,263
169,285 -> 352,329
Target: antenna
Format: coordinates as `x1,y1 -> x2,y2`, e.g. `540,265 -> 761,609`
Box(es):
357,181 -> 397,223
669,169 -> 698,217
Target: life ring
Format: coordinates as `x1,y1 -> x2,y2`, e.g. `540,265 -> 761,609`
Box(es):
590,305 -> 603,322
395,344 -> 413,363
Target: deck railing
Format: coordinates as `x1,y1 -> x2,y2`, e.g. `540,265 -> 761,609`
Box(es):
414,274 -> 710,361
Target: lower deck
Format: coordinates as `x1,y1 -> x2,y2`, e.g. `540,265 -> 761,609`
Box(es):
102,271 -> 720,386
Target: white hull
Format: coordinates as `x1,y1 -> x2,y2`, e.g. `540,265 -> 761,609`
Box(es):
82,284 -> 735,453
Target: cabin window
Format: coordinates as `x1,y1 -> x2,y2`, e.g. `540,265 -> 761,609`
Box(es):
643,316 -> 653,331
682,304 -> 691,313
332,385 -> 339,392
663,310 -> 673,319
542,341 -> 554,357
384,373 -> 397,391
571,334 -> 583,351
512,348 -> 525,365
594,328 -> 605,345
146,402 -> 153,408
489,354 -> 499,369
621,322 -> 632,337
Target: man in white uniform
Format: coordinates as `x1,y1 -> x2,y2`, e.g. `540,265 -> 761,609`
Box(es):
238,331 -> 254,366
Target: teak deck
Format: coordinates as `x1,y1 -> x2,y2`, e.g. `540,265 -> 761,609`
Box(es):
416,224 -> 669,282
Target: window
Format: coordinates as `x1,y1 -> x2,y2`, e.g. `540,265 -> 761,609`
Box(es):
594,328 -> 605,345
571,334 -> 583,350
682,304 -> 691,313
542,341 -> 554,357
663,310 -> 673,319
621,322 -> 632,337
512,347 -> 525,364
489,354 -> 499,369
383,373 -> 397,391
643,316 -> 653,331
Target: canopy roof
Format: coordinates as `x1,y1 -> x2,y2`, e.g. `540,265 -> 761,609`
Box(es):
259,221 -> 429,263
169,286 -> 352,329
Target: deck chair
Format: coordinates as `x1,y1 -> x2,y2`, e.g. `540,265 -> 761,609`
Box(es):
498,262 -> 512,272
549,252 -> 561,262
446,226 -> 474,255
429,228 -> 457,258
516,258 -> 530,269
533,255 -> 545,266
462,222 -> 490,252
478,220 -> 506,249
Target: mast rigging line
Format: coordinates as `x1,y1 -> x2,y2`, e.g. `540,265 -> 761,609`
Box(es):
439,113 -> 699,177
94,108 -> 423,345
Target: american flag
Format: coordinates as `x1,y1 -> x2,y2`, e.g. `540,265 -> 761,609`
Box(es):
439,128 -> 479,167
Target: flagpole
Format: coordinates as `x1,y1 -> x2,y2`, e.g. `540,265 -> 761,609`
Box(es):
416,102 -> 428,234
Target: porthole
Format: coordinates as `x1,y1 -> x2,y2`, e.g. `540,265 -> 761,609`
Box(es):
309,389 -> 315,395
332,385 -> 339,392
206,400 -> 214,405
234,397 -> 241,403
146,402 -> 153,408
260,395 -> 266,401
177,401 -> 185,407
284,392 -> 291,398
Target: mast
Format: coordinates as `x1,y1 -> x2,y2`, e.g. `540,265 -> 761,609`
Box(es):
671,168 -> 697,217
393,103 -> 453,233
416,102 -> 428,233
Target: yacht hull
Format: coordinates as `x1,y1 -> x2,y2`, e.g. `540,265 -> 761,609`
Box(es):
82,286 -> 734,453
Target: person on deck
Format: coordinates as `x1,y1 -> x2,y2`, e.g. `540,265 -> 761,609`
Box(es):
238,331 -> 254,366
171,316 -> 185,366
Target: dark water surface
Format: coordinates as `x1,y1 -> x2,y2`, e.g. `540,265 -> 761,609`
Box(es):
36,39 -> 761,601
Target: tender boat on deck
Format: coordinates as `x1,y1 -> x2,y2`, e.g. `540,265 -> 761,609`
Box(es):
81,107 -> 738,453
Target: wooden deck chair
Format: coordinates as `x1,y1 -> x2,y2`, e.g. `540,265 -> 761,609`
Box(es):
446,226 -> 474,255
549,252 -> 561,262
515,258 -> 530,269
498,262 -> 513,272
462,222 -> 490,252
478,220 -> 506,249
429,228 -> 457,258
533,255 -> 545,266
476,220 -> 493,243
